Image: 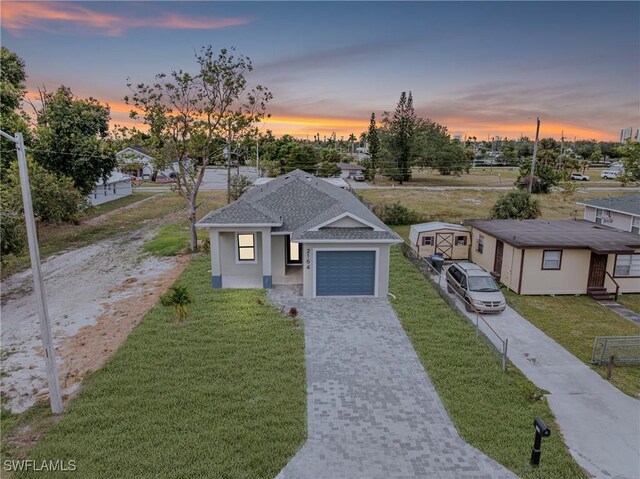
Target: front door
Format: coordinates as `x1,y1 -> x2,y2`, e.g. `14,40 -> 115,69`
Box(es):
435,233 -> 454,259
493,240 -> 504,278
588,253 -> 607,288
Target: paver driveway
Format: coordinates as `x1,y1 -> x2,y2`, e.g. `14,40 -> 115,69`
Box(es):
269,286 -> 515,479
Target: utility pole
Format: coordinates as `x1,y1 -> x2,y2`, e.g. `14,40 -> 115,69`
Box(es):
0,130 -> 63,414
256,137 -> 260,177
528,117 -> 541,194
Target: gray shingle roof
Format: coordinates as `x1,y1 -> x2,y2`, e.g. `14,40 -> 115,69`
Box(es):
197,169 -> 401,242
464,219 -> 640,254
577,195 -> 640,217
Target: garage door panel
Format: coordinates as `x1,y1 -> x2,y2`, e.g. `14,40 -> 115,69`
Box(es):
316,251 -> 375,296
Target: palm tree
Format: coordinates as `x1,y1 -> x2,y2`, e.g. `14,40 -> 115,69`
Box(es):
162,285 -> 193,322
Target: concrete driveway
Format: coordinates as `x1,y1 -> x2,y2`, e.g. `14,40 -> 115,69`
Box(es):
437,271 -> 640,479
268,286 -> 515,479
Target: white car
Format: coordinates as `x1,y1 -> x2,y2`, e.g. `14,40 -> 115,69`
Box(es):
601,170 -> 621,179
570,173 -> 590,181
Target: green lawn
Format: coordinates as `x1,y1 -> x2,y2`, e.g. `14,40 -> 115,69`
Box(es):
617,294 -> 640,314
143,223 -> 193,256
505,292 -> 640,398
11,255 -> 306,479
79,191 -> 157,218
389,247 -> 585,478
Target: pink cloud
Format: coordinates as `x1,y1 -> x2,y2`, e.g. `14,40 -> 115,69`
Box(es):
1,2 -> 251,36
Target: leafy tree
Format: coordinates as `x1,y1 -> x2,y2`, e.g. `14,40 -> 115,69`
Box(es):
2,158 -> 87,223
126,46 -> 271,252
0,47 -> 30,176
283,144 -> 320,173
386,92 -> 416,183
618,140 -> 640,183
0,205 -> 25,259
516,158 -> 560,194
490,190 -> 541,220
229,174 -> 253,200
32,86 -> 116,195
367,113 -> 380,183
316,160 -> 340,178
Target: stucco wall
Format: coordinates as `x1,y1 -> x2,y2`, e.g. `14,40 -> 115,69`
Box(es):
218,231 -> 264,276
520,248 -> 592,295
271,235 -> 286,283
412,229 -> 470,260
302,242 -> 391,298
606,252 -> 640,293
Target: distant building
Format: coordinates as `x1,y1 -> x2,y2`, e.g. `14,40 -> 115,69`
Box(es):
89,171 -> 132,206
620,127 -> 633,143
453,134 -> 463,142
635,129 -> 640,141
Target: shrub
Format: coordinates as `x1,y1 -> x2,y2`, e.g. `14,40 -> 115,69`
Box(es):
230,174 -> 253,201
373,201 -> 423,225
161,285 -> 193,322
490,190 -> 541,220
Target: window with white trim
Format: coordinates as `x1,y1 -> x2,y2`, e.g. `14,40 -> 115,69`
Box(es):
422,236 -> 433,246
595,209 -> 603,224
632,217 -> 640,234
614,254 -> 640,277
542,250 -> 562,270
286,235 -> 302,264
236,234 -> 256,262
476,235 -> 484,254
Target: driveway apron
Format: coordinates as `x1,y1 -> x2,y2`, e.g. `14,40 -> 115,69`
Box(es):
269,286 -> 515,479
436,272 -> 640,479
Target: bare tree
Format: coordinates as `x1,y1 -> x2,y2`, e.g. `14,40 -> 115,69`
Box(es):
125,46 -> 272,252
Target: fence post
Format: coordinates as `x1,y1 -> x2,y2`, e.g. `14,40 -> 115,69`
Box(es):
502,338 -> 508,371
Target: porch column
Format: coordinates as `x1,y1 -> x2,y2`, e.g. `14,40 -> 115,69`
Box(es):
210,229 -> 222,288
262,229 -> 272,288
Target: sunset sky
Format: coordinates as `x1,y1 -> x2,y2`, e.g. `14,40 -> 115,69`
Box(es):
2,1 -> 639,141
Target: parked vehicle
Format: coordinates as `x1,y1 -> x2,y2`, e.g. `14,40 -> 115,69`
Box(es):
353,171 -> 365,181
601,170 -> 621,179
570,173 -> 590,181
445,262 -> 506,313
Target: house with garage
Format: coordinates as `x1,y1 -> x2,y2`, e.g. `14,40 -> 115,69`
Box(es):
577,194 -> 640,234
409,222 -> 470,260
465,219 -> 640,299
88,171 -> 132,206
197,169 -> 402,297
337,162 -> 364,179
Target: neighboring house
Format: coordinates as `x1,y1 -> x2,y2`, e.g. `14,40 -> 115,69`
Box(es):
197,169 -> 402,297
254,176 -> 350,190
465,219 -> 640,298
89,171 -> 132,206
116,147 -> 154,179
577,195 -> 640,234
409,222 -> 470,260
337,162 -> 364,179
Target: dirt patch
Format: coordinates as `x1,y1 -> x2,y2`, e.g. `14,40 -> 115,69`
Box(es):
0,227 -> 190,414
55,254 -> 190,399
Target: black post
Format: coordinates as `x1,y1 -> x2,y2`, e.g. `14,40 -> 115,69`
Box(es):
530,431 -> 542,467
531,418 -> 551,467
